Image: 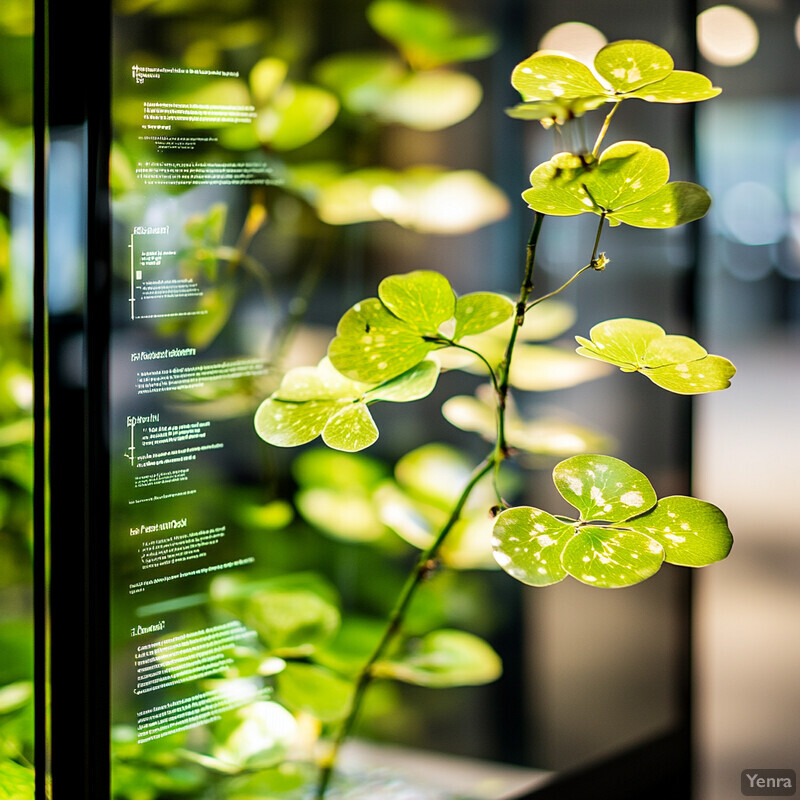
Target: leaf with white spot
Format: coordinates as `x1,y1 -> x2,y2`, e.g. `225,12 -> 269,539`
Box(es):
255,397 -> 345,447
554,454 -> 657,523
364,357 -> 440,403
584,141 -> 669,213
492,506 -> 574,586
575,318 -> 736,394
624,496 -> 733,566
561,526 -> 664,588
378,270 -> 456,332
454,292 -> 514,338
321,404 -> 379,451
594,40 -> 674,93
511,53 -> 607,102
608,181 -> 711,228
622,70 -> 721,103
644,355 -> 736,394
328,297 -> 440,383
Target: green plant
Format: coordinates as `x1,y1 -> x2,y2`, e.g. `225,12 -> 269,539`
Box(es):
254,38 -> 735,798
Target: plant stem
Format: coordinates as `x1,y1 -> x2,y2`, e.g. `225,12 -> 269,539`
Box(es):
495,213 -> 544,458
314,456 -> 495,799
314,213 -> 548,799
592,101 -> 620,156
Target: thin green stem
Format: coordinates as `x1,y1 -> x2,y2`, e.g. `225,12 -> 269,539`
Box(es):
437,339 -> 501,394
495,213 -> 544,457
314,213 -> 549,799
526,213 -> 605,311
314,456 -> 496,799
592,101 -> 621,156
526,265 -> 593,310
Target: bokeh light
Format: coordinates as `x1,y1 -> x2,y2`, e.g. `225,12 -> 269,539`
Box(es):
721,181 -> 786,246
697,5 -> 759,66
538,22 -> 607,66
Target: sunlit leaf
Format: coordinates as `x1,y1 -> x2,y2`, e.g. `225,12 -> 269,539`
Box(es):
314,167 -> 509,232
328,297 -> 440,383
594,40 -> 673,93
297,488 -> 385,543
394,443 -> 472,508
365,358 -> 440,403
454,293 -> 514,338
575,318 -> 735,393
511,53 -> 606,102
372,629 -> 502,687
314,52 -> 406,115
292,448 -> 388,491
0,759 -> 35,799
213,702 -> 297,769
492,507 -> 573,586
256,84 -> 339,151
374,70 -> 482,130
509,344 -> 612,391
561,526 -> 664,587
255,357 -> 439,451
322,403 -> 379,451
277,663 -> 353,722
442,393 -> 611,457
249,58 -> 289,106
505,96 -> 607,125
0,681 -> 31,714
625,496 -> 733,566
623,70 -> 721,103
379,270 -> 455,331
607,181 -> 711,228
554,454 -> 656,522
367,0 -> 498,69
246,588 -> 340,656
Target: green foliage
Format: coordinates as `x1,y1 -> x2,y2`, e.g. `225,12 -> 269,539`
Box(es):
522,141 -> 711,228
575,318 -> 736,393
507,39 -> 719,126
492,455 -> 733,588
0,759 -> 34,800
373,629 -> 502,687
366,0 -> 498,69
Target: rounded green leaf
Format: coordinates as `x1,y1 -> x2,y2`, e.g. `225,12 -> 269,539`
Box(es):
247,588 -> 340,655
364,357 -> 440,403
509,343 -> 612,391
575,318 -> 736,394
373,629 -> 502,687
0,760 -> 35,798
328,297 -> 436,383
554,454 -> 657,522
644,355 -> 736,394
367,0 -> 498,68
454,292 -> 514,338
322,403 -> 379,452
249,57 -> 288,105
276,358 -> 367,402
277,663 -> 352,722
378,270 -> 455,332
257,84 -> 339,151
608,181 -> 711,228
492,506 -> 574,586
623,70 -> 721,103
594,40 -> 674,93
561,526 -> 664,587
296,487 -> 386,542
522,155 -> 597,217
511,53 -> 607,102
624,496 -> 733,566
588,141 -> 670,213
214,701 -> 297,769
314,52 -> 405,115
376,70 -> 483,130
254,397 -> 342,447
